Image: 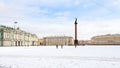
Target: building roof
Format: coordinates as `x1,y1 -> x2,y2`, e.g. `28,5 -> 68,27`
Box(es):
43,36 -> 73,38
92,34 -> 120,39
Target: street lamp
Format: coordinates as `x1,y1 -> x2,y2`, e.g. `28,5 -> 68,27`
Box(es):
14,22 -> 17,29
12,21 -> 17,46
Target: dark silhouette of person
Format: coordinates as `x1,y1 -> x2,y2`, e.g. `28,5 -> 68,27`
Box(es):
56,45 -> 58,49
61,45 -> 63,49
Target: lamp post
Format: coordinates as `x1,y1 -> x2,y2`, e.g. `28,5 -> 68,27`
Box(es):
14,22 -> 17,29
12,22 -> 17,46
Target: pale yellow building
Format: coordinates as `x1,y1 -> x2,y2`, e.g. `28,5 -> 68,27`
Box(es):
38,39 -> 43,45
43,36 -> 74,46
78,40 -> 91,45
91,34 -> 120,45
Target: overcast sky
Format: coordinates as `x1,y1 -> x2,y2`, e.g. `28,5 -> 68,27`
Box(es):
0,0 -> 120,40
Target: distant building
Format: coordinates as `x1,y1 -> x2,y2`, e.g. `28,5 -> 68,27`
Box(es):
43,36 -> 74,46
38,39 -> 43,45
0,25 -> 38,46
91,34 -> 120,45
78,40 -> 91,45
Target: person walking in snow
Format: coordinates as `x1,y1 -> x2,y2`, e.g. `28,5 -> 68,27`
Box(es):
61,45 -> 63,49
56,45 -> 58,49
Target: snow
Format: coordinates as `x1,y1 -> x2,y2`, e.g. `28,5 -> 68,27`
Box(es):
0,46 -> 120,68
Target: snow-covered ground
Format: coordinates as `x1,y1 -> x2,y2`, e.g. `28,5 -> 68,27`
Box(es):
0,46 -> 120,68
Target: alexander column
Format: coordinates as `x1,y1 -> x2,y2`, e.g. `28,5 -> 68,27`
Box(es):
74,18 -> 78,46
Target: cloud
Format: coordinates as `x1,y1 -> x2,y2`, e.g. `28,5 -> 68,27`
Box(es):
32,0 -> 82,7
0,0 -> 120,40
109,0 -> 120,6
78,19 -> 120,40
54,11 -> 70,17
17,18 -> 120,40
0,2 -> 6,11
